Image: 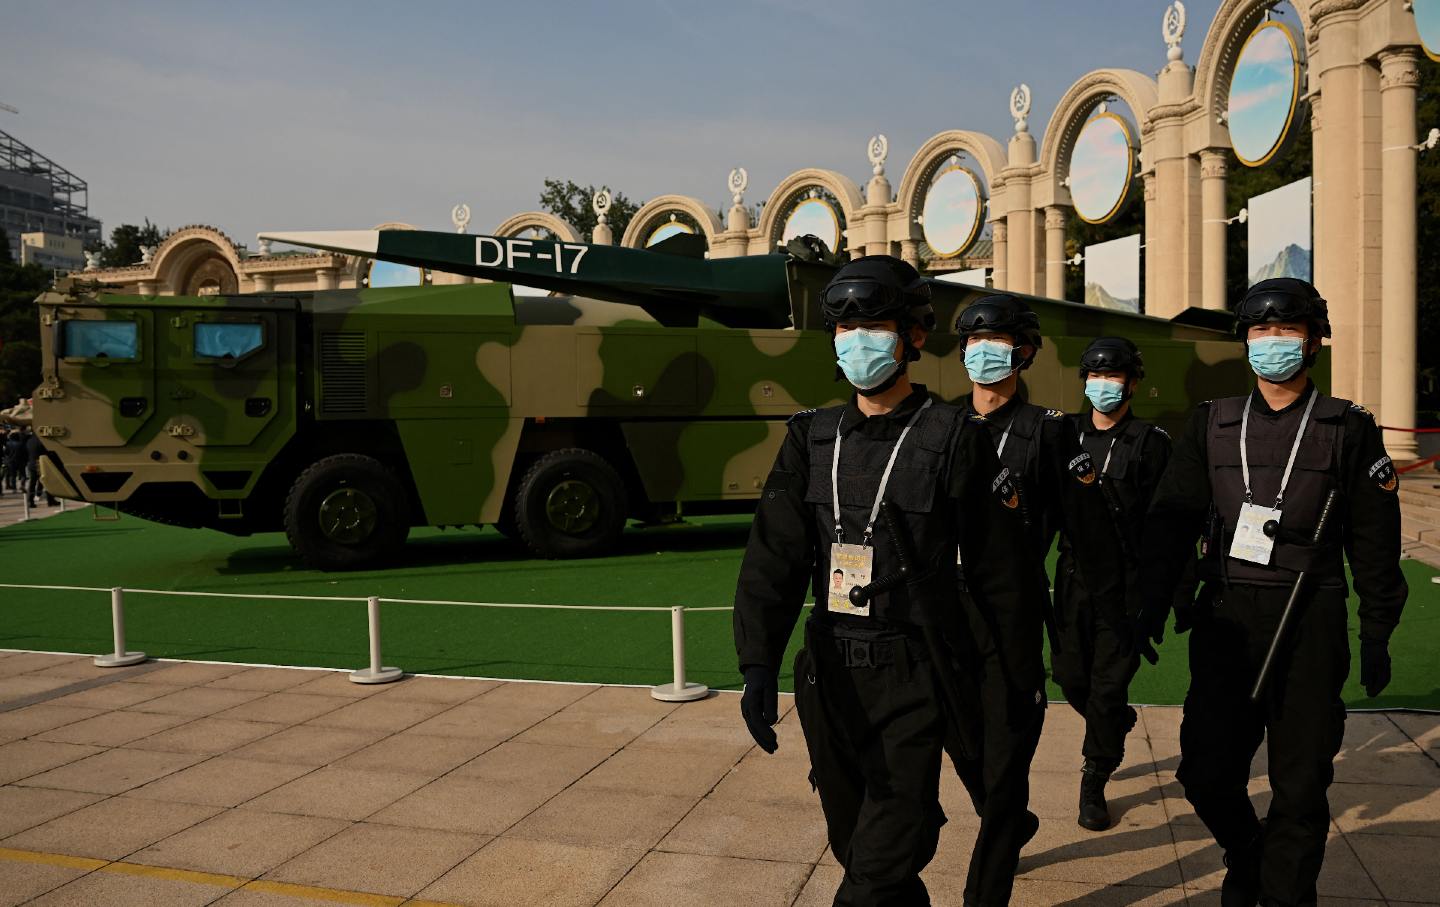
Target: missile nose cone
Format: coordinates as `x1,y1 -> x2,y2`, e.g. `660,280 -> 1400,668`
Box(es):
256,230 -> 381,256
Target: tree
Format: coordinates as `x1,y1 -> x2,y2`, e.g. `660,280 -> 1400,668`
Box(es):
0,227 -> 12,265
538,180 -> 639,242
0,254 -> 50,405
99,219 -> 167,269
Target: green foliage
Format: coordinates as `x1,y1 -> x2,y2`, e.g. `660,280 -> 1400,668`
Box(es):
538,180 -> 639,242
0,254 -> 50,404
99,219 -> 167,269
1064,173 -> 1146,306
1223,116 -> 1313,304
0,227 -> 13,265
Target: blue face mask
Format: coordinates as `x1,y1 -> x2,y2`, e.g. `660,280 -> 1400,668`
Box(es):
1247,336 -> 1306,382
1085,377 -> 1127,413
834,328 -> 901,391
964,339 -> 1016,386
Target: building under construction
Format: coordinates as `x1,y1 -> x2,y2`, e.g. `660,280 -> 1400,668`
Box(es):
1,128 -> 101,264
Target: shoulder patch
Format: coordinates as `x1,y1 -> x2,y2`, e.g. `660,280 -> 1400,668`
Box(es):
787,408 -> 818,425
991,466 -> 1021,510
1350,403 -> 1375,420
1369,455 -> 1398,492
1068,451 -> 1098,485
966,412 -> 989,425
1043,408 -> 1066,420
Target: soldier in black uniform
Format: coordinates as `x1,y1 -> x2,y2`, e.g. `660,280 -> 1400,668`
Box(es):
734,257 -> 1030,906
1140,278 -> 1407,907
1051,337 -> 1174,831
949,295 -> 1128,905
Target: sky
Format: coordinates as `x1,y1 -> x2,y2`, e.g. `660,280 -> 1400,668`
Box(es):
2,0 -> 1228,249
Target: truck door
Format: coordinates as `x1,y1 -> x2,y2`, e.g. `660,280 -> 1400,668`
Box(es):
45,306 -> 156,447
154,309 -> 287,447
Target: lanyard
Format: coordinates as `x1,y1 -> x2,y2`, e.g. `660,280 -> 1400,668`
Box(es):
832,398 -> 932,545
1240,388 -> 1319,507
1078,430 -> 1119,478
996,418 -> 1013,457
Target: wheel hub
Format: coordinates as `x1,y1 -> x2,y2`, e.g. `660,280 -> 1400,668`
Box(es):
545,479 -> 598,534
318,487 -> 378,544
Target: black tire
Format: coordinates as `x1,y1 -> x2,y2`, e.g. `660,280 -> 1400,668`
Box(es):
284,454 -> 411,570
514,448 -> 627,558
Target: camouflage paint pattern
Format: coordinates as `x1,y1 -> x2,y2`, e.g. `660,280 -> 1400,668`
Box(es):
30,229 -> 1268,549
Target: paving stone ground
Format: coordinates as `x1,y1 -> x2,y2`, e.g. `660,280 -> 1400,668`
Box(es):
0,650 -> 1435,906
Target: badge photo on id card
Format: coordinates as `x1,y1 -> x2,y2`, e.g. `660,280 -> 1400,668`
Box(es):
1229,502 -> 1282,566
829,543 -> 874,618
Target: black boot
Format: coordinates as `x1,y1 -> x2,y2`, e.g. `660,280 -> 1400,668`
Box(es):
1078,760 -> 1112,831
1220,824 -> 1263,907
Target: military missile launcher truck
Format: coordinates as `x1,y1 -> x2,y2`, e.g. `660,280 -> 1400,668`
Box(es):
32,228 -> 1259,569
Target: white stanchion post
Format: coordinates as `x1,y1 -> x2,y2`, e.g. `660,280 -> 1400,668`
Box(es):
651,606 -> 709,702
350,595 -> 402,684
21,494 -> 30,522
94,587 -> 146,667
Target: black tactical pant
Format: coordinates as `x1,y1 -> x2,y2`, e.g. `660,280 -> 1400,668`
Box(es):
794,619 -> 947,907
1050,578 -> 1139,769
1178,583 -> 1349,907
945,641 -> 1044,906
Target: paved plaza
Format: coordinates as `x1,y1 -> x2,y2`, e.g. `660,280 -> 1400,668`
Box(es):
0,651 -> 1435,906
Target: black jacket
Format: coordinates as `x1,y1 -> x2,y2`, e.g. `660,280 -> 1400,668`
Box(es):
734,385 -> 1031,675
1141,385 -> 1407,642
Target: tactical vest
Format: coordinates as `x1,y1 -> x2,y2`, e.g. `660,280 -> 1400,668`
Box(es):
1203,392 -> 1350,588
1080,416 -> 1154,556
804,402 -> 962,626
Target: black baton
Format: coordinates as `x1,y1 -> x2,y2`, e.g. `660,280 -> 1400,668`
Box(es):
1248,489 -> 1340,704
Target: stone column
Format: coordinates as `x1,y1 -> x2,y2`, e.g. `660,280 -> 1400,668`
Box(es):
315,268 -> 337,291
1143,173 -> 1157,311
1003,127 -> 1037,295
1199,150 -> 1228,311
1379,49 -> 1421,458
991,221 -> 1008,291
252,273 -> 274,293
1044,206 -> 1066,300
137,280 -> 158,297
899,238 -> 920,269
1312,11 -> 1363,403
591,223 -> 613,245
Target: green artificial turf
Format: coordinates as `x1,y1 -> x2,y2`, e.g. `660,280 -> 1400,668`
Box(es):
1,509 -> 1435,709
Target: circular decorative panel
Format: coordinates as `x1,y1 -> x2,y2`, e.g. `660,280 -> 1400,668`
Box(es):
780,196 -> 841,253
921,166 -> 984,258
1068,112 -> 1135,224
1416,0 -> 1440,63
645,218 -> 696,247
367,260 -> 424,288
1227,22 -> 1303,167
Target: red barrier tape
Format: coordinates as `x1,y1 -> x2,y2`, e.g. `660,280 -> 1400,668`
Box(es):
1398,453 -> 1440,475
1381,426 -> 1440,433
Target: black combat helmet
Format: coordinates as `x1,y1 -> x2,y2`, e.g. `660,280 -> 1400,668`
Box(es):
821,256 -> 936,335
1234,277 -> 1331,340
954,293 -> 1044,370
1079,336 -> 1145,381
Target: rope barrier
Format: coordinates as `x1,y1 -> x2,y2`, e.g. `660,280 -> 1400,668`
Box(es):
1,582 -> 723,698
1381,426 -> 1440,433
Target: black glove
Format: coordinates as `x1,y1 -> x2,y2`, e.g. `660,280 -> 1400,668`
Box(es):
1130,618 -> 1159,665
1360,638 -> 1391,698
739,665 -> 779,754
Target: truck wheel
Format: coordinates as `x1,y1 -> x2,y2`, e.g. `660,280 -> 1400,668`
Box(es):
284,454 -> 410,570
514,448 -> 627,558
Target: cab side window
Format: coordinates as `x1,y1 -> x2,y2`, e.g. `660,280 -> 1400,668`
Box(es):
62,321 -> 139,359
195,323 -> 264,360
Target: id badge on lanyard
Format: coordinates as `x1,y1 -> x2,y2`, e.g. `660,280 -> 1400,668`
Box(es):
1226,390 -> 1318,566
828,399 -> 931,618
